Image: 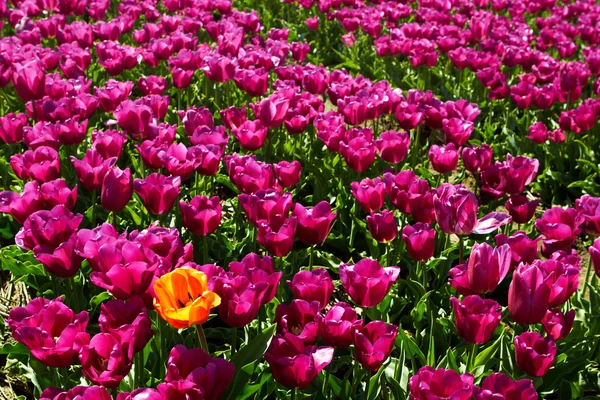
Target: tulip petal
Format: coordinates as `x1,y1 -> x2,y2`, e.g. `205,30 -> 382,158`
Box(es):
473,212 -> 512,234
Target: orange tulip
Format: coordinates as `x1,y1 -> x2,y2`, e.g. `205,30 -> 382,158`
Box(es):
154,267 -> 221,329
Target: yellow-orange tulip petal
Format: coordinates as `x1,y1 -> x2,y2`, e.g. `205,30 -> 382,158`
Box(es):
153,267 -> 221,329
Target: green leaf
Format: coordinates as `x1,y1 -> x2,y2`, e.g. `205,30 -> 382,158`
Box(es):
0,342 -> 30,355
474,331 -> 503,368
367,364 -> 386,400
0,245 -> 46,277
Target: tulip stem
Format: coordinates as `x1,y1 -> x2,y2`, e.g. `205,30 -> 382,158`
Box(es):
112,212 -> 118,229
468,344 -> 479,372
136,350 -> 144,388
231,327 -> 237,359
203,235 -> 209,264
196,324 -> 209,354
582,253 -> 594,299
91,190 -> 97,227
364,370 -> 373,400
322,363 -> 331,397
291,388 -> 297,400
309,247 -> 314,270
459,235 -> 464,264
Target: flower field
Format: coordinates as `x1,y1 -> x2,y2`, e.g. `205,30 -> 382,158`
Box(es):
1,0 -> 600,398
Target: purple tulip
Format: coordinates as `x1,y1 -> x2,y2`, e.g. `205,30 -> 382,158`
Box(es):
367,209 -> 398,243
71,150 -> 117,191
316,302 -> 362,348
101,167 -> 133,213
535,207 -> 583,256
429,143 -> 459,174
293,201 -> 336,246
542,309 -> 575,341
274,160 -> 302,188
464,242 -> 512,294
508,262 -> 554,325
180,195 -> 222,237
351,177 -> 386,213
275,299 -> 320,345
80,332 -> 133,388
353,320 -> 398,371
462,144 -> 493,174
10,146 -> 60,183
339,258 -> 400,308
450,295 -> 502,344
576,194 -> 600,236
98,297 -> 154,353
409,367 -> 475,400
134,173 -> 181,215
474,373 -> 537,400
228,253 -> 282,305
514,332 -> 556,377
402,223 -> 436,262
287,268 -> 334,309
375,130 -> 410,164
506,195 -> 539,225
213,275 -> 268,328
41,386 -> 112,400
257,217 -> 297,257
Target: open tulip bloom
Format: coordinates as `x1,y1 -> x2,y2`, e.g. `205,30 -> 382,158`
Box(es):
2,0 -> 600,397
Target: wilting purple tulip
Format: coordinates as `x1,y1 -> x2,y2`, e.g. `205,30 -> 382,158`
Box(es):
496,154 -> 539,195
542,309 -> 575,341
576,194 -> 600,236
474,373 -> 538,400
287,268 -> 334,309
506,195 -> 538,225
232,119 -> 268,151
257,217 -> 297,257
160,345 -> 234,400
292,201 -> 336,246
339,258 -> 400,308
239,190 -> 292,228
134,173 -> 181,215
514,332 -> 556,377
353,320 -> 398,371
462,144 -> 492,174
275,299 -> 320,345
41,386 -> 112,400
367,210 -> 398,243
10,146 -> 60,183
101,167 -> 133,213
98,297 -> 154,353
0,112 -> 28,144
508,262 -> 554,325
450,296 -> 502,344
351,177 -> 386,213
464,242 -> 512,294
316,302 -> 362,348
265,333 -> 334,389
402,223 -> 436,261
409,367 -> 475,400
71,150 -> 117,191
7,297 -> 90,368
274,160 -> 302,188
375,130 -> 410,164
179,195 -> 222,237
495,231 -> 541,270
91,261 -> 155,300
213,275 -> 268,328
229,253 -> 282,305
590,238 -> 600,278
535,207 -> 583,256
434,184 -> 478,235
429,143 -> 459,174
340,136 -> 376,172
12,60 -> 46,102
79,332 -> 133,388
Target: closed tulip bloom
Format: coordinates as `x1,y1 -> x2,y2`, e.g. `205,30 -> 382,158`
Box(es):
340,136 -> 377,172
275,299 -> 321,345
71,150 -> 117,191
99,297 -> 154,354
434,184 -> 478,235
213,275 -> 268,327
590,237 -> 600,277
339,258 -> 400,308
351,177 -> 386,213
10,146 -> 60,183
450,296 -> 502,344
575,194 -> 600,236
12,60 -> 46,102
293,201 -> 336,245
465,242 -> 512,294
508,262 -> 554,325
402,223 -> 436,261
514,332 -> 556,377
375,130 -> 410,164
229,253 -> 282,304
0,112 -> 28,144
239,190 -> 292,227
527,121 -> 549,144
96,79 -> 134,112
316,302 -> 362,348
506,195 -> 539,224
7,297 -> 90,368
101,167 -> 133,213
92,129 -> 127,160
202,54 -> 236,82
153,267 -> 221,329
408,366 -> 475,400
232,119 -> 268,151
535,207 -> 583,256
474,373 -> 538,400
160,345 -> 234,400
496,154 -> 539,195
367,210 -> 398,243
41,386 -> 112,400
234,67 -> 269,97
383,170 -> 430,214
429,143 -> 459,174
179,195 -> 222,236
353,320 -> 398,371
178,106 -> 215,137
257,217 -> 297,257
542,309 -> 575,341
274,160 -> 302,188
79,332 -> 133,389
462,144 -> 493,174
287,268 -> 334,309
265,333 -> 334,389
134,173 -> 181,215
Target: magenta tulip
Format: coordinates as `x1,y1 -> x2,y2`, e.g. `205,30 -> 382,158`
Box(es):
367,209 -> 398,243
339,258 -> 400,308
179,195 -> 222,237
514,332 -> 556,377
134,173 -> 181,215
474,373 -> 537,400
274,160 -> 302,188
316,302 -> 362,348
287,268 -> 334,309
353,320 -> 398,371
450,296 -> 502,344
542,309 -> 575,341
257,217 -> 297,257
402,223 -> 436,261
351,177 -> 386,213
508,262 -> 554,325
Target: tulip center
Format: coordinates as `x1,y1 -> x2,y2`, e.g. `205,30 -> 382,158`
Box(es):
177,292 -> 196,308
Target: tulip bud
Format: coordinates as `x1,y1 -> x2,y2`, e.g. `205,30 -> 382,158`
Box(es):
366,210 -> 398,243
402,223 -> 436,261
